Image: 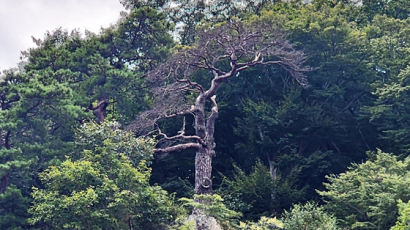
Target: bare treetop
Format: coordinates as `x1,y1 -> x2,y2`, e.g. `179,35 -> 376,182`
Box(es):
149,20 -> 307,83
127,20 -> 308,134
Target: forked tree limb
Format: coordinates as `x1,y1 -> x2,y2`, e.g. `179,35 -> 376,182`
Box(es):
156,117 -> 206,146
154,142 -> 202,154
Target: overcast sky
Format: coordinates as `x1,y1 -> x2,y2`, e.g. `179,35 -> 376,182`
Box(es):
0,0 -> 124,72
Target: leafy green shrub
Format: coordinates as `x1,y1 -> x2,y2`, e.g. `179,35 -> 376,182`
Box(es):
180,194 -> 241,226
282,202 -> 339,230
0,185 -> 30,229
318,150 -> 410,229
239,216 -> 283,229
170,194 -> 241,230
391,200 -> 410,230
218,161 -> 305,220
74,121 -> 155,165
29,121 -> 177,229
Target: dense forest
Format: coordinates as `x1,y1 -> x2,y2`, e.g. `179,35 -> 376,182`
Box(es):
0,0 -> 409,229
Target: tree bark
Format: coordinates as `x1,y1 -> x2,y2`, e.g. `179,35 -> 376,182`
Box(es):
91,99 -> 108,123
194,147 -> 213,194
192,93 -> 211,194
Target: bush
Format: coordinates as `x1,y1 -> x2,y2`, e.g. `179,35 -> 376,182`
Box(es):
318,150 -> 410,229
239,216 -> 283,230
29,122 -> 177,229
391,200 -> 410,230
179,194 -> 241,229
218,161 -> 305,220
282,202 -> 339,230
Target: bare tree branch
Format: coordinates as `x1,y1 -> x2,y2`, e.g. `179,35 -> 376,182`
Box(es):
157,117 -> 205,145
154,142 -> 202,154
127,20 -> 310,195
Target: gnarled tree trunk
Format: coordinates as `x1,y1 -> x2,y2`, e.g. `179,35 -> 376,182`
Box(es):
192,92 -> 218,194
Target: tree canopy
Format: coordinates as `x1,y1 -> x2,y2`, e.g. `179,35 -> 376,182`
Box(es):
0,0 -> 409,229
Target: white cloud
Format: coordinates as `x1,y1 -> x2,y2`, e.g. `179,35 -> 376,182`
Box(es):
0,0 -> 124,71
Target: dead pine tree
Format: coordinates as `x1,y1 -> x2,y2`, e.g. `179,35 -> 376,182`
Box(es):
127,20 -> 308,197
